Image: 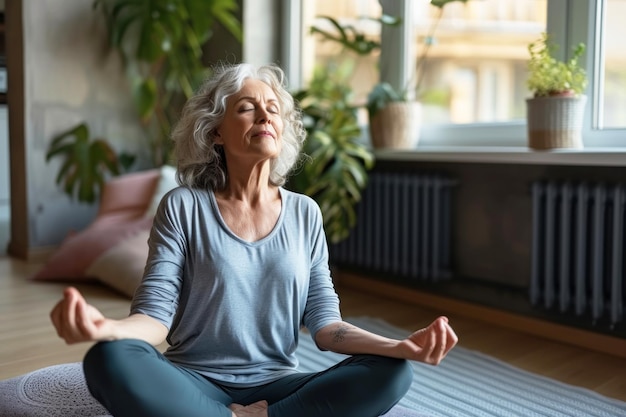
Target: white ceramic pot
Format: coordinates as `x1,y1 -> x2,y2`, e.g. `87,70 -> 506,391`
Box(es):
526,95 -> 587,150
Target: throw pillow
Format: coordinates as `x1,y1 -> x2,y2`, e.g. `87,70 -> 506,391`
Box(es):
32,169 -> 160,283
85,230 -> 151,298
145,165 -> 178,218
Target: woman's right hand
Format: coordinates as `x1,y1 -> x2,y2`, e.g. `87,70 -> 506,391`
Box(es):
50,287 -> 115,344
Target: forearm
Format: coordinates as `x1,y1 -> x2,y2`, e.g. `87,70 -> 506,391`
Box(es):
316,317 -> 459,366
315,321 -> 404,358
109,313 -> 169,346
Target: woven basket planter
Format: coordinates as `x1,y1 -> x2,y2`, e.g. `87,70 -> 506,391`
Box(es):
369,101 -> 421,149
526,95 -> 587,150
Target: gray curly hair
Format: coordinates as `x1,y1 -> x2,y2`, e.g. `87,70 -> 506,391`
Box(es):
172,63 -> 306,190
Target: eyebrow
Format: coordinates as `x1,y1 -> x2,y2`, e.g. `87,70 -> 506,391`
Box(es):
235,96 -> 280,105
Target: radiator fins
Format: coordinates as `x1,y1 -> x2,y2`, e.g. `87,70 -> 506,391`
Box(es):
531,180 -> 625,326
330,171 -> 455,282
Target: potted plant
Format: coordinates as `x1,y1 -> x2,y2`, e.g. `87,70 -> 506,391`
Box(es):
526,32 -> 588,149
366,81 -> 420,149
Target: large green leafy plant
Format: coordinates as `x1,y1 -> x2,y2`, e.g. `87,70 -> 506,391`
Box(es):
47,0 -> 242,203
291,64 -> 374,244
93,0 -> 242,166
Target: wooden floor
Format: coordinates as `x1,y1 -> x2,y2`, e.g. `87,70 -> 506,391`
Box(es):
1,256 -> 626,403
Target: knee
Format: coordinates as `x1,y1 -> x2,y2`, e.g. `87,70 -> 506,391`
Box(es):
83,339 -> 153,386
389,358 -> 414,388
371,356 -> 414,398
85,340 -> 131,370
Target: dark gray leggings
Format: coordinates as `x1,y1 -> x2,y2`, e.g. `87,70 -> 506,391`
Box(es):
83,339 -> 413,417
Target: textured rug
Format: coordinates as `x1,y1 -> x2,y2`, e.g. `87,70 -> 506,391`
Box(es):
295,317 -> 626,417
1,317 -> 625,416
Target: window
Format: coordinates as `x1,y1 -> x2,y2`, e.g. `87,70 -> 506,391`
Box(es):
286,0 -> 626,148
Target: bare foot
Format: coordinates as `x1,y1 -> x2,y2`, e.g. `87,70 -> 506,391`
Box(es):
229,400 -> 268,417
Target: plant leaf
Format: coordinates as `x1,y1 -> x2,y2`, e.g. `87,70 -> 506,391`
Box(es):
134,78 -> 157,119
45,122 -> 125,203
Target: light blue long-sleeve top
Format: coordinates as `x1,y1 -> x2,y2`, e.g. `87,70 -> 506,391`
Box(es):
130,186 -> 342,387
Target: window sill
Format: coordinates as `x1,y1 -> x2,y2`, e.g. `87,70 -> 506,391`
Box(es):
374,146 -> 626,167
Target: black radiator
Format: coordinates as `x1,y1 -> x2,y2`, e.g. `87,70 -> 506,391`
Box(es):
330,171 -> 455,282
531,180 -> 625,326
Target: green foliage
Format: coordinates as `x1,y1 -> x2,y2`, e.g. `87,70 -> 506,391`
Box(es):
311,14 -> 405,120
93,0 -> 243,166
310,14 -> 401,56
311,1 -> 468,119
527,32 -> 587,97
46,1 -> 242,205
46,123 -> 136,204
430,0 -> 468,9
291,64 -> 374,244
419,87 -> 450,107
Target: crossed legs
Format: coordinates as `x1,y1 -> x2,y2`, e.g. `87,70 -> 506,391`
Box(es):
84,339 -> 413,417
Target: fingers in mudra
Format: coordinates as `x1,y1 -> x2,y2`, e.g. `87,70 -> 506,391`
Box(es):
409,317 -> 457,365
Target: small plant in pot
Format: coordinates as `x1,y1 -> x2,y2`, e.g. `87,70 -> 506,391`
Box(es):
366,82 -> 420,150
526,32 -> 588,150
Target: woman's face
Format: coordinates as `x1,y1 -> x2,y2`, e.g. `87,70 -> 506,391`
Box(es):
216,78 -> 284,163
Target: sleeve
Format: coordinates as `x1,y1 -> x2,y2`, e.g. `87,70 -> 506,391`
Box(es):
301,201 -> 342,341
130,188 -> 188,329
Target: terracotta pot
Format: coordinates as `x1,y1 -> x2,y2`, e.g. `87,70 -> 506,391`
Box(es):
526,95 -> 587,150
369,101 -> 422,149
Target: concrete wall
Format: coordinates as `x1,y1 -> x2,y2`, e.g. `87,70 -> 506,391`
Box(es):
22,0 -> 148,247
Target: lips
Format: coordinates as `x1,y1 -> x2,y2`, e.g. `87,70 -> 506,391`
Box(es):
253,130 -> 275,138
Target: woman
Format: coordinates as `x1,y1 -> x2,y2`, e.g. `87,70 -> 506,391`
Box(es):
50,63 -> 458,417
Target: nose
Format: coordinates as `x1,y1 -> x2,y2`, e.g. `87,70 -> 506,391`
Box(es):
257,109 -> 272,124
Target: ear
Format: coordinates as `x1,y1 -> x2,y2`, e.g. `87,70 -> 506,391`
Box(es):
214,129 -> 224,144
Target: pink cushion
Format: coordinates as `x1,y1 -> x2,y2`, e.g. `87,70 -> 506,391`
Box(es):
31,218 -> 153,282
85,230 -> 151,298
31,170 -> 160,282
97,169 -> 161,221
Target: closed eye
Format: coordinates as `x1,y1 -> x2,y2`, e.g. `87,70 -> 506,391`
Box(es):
267,103 -> 281,114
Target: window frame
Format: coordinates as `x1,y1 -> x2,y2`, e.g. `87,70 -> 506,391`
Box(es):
284,0 -> 626,150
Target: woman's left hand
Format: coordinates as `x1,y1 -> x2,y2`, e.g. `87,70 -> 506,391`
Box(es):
398,316 -> 458,365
